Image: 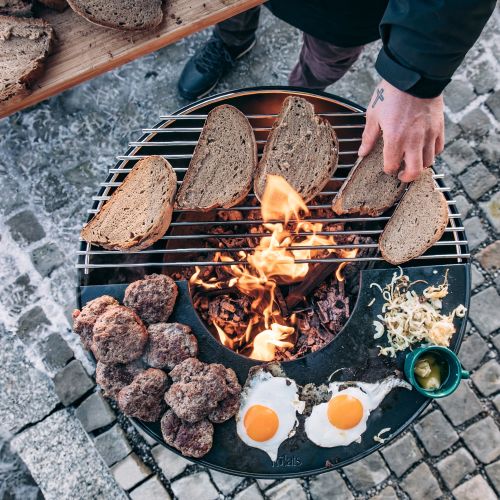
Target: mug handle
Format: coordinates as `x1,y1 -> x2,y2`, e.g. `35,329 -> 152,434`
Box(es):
461,369 -> 470,379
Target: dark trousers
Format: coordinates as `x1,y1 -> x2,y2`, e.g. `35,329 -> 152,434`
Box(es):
214,6 -> 364,91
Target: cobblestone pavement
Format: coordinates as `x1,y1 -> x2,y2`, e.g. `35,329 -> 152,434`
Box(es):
0,7 -> 499,500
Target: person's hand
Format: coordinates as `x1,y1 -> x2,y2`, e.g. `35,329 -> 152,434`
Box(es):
358,79 -> 445,183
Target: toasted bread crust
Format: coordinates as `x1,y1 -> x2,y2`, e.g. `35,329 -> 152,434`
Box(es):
379,169 -> 449,265
80,155 -> 176,251
254,96 -> 339,203
175,104 -> 257,211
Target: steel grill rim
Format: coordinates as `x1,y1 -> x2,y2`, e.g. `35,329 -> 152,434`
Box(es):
78,87 -> 470,277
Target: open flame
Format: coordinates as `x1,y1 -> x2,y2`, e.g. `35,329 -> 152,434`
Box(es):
191,175 -> 358,360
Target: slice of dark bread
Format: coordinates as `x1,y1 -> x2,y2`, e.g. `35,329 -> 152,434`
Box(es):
379,169 -> 449,265
175,104 -> 257,211
66,0 -> 163,31
254,96 -> 339,203
0,16 -> 54,107
0,0 -> 32,16
37,0 -> 67,11
332,137 -> 406,216
81,156 -> 177,251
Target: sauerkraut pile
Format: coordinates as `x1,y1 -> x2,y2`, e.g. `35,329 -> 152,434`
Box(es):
370,269 -> 467,357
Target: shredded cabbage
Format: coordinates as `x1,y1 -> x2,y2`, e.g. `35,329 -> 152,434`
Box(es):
371,269 -> 466,357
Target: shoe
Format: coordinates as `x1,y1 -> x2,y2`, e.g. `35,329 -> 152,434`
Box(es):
178,35 -> 256,100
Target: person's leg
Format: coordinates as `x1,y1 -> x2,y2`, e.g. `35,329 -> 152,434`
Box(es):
214,7 -> 260,51
289,33 -> 364,90
178,7 -> 261,100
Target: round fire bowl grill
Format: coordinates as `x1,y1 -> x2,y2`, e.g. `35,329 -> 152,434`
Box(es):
77,87 -> 471,478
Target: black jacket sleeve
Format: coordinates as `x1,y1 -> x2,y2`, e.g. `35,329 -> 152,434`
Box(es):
375,0 -> 496,98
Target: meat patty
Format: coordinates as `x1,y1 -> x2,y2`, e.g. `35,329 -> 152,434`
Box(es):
92,306 -> 148,364
161,409 -> 213,458
165,358 -> 232,423
124,274 -> 178,324
208,367 -> 241,424
96,360 -> 144,399
72,295 -> 118,349
144,323 -> 198,370
117,368 -> 167,422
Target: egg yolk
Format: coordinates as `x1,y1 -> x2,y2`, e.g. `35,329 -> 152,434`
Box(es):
244,405 -> 279,442
327,394 -> 363,429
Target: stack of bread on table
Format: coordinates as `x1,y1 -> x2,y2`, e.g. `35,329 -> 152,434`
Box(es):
82,96 -> 449,265
0,0 -> 165,110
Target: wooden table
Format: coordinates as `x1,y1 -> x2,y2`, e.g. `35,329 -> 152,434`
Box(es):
0,0 -> 264,119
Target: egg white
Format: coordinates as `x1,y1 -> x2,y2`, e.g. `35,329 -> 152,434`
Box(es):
236,371 -> 305,461
305,377 -> 411,448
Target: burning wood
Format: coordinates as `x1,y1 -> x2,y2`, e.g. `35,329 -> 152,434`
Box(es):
190,175 -> 359,362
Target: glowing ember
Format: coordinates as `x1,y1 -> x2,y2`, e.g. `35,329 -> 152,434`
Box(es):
190,174 -> 358,360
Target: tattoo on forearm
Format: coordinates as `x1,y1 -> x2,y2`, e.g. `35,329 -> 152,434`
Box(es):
372,88 -> 384,108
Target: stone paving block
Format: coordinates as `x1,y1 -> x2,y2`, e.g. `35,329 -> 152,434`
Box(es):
234,483 -> 263,500
30,243 -> 64,278
469,287 -> 500,336
52,359 -> 94,405
441,138 -> 480,174
463,217 -> 488,249
444,116 -> 461,144
111,453 -> 151,491
485,460 -> 500,494
309,470 -> 353,499
267,479 -> 307,500
444,80 -> 477,113
477,241 -> 500,273
436,447 -> 476,489
477,135 -> 500,167
481,191 -> 500,232
6,210 -> 46,244
461,417 -> 500,464
40,332 -> 73,370
171,471 -> 218,500
486,90 -> 500,121
93,424 -> 132,466
455,194 -> 473,219
436,381 -> 483,425
75,391 -> 116,432
11,409 -> 126,500
130,476 -> 171,500
469,60 -> 497,94
460,108 -> 492,137
371,486 -> 398,500
413,410 -> 459,456
459,332 -> 489,370
452,474 -> 497,500
0,324 -> 59,433
401,462 -> 442,500
381,433 -> 422,477
492,334 -> 500,352
1,273 -> 38,315
342,452 -> 389,491
256,478 -> 275,490
495,392 -> 500,412
151,445 -> 189,479
472,359 -> 500,396
16,305 -> 51,343
210,470 -> 244,495
471,264 -> 485,290
459,164 -> 497,200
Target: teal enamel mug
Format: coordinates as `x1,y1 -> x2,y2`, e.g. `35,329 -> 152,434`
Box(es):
404,345 -> 469,398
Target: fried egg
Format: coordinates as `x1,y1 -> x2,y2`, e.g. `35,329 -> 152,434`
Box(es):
236,370 -> 305,460
305,376 -> 411,448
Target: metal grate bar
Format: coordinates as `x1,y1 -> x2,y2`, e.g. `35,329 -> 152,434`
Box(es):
77,253 -> 470,270
159,112 -> 366,119
129,138 -> 361,147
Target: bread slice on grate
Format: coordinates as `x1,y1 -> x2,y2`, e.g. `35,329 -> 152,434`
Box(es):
175,104 -> 258,211
66,0 -> 163,30
0,0 -> 32,16
332,136 -> 406,216
379,168 -> 449,265
254,96 -> 339,203
81,156 -> 177,251
0,16 -> 54,107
